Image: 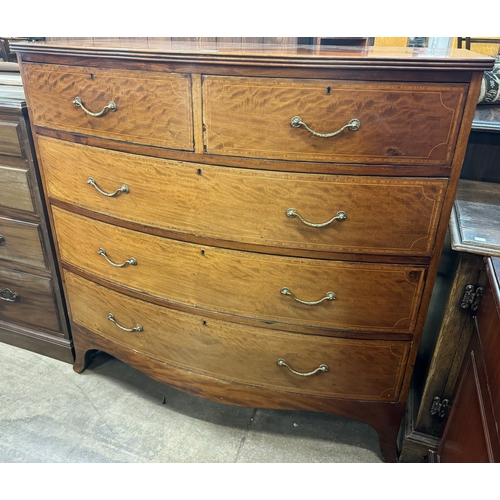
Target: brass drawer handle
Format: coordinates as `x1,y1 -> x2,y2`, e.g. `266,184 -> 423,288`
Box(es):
290,116 -> 360,138
98,248 -> 137,268
1,287 -> 20,302
281,287 -> 336,305
87,177 -> 129,197
73,96 -> 117,117
0,235 -> 5,246
277,358 -> 328,377
286,208 -> 347,228
107,313 -> 143,332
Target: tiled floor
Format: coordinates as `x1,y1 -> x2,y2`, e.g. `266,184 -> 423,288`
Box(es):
0,342 -> 383,463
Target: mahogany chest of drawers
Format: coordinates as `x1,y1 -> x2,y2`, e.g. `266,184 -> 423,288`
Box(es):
0,77 -> 71,362
12,39 -> 493,461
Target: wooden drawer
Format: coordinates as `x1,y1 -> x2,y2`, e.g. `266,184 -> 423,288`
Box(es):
203,76 -> 467,165
0,164 -> 34,213
0,118 -> 24,158
38,137 -> 447,257
53,207 -> 426,334
0,267 -> 60,332
23,63 -> 194,151
0,216 -> 47,271
64,270 -> 410,401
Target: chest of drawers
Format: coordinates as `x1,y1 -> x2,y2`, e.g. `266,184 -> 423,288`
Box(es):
0,79 -> 71,362
12,39 -> 493,461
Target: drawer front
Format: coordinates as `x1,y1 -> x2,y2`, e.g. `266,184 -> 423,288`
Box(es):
0,165 -> 34,213
23,63 -> 194,151
0,118 -> 24,158
203,76 -> 467,165
0,267 -> 60,332
64,270 -> 410,401
0,217 -> 47,271
53,207 -> 426,334
39,137 -> 447,257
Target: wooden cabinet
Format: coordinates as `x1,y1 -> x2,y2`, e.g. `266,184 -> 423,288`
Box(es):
0,80 -> 71,362
12,38 -> 493,461
431,257 -> 500,462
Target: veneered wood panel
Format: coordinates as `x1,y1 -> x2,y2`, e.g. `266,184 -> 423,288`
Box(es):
0,217 -> 47,271
23,63 -> 194,151
37,136 -> 447,256
203,76 -> 467,165
64,270 -> 409,401
0,165 -> 34,212
53,207 -> 426,334
0,267 -> 60,332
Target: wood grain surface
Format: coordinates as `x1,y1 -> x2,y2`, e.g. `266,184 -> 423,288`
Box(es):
37,136 -> 447,256
23,63 -> 194,151
64,270 -> 409,401
0,267 -> 60,332
0,119 -> 23,158
0,165 -> 34,212
0,216 -> 47,271
203,76 -> 467,165
53,207 -> 426,334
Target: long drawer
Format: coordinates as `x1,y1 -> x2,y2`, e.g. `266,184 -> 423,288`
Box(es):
0,216 -> 47,271
22,63 -> 194,151
53,207 -> 426,334
0,267 -> 60,332
203,76 -> 467,165
64,270 -> 410,401
39,136 -> 447,257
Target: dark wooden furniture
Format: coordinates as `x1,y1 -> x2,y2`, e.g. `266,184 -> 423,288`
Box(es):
399,105 -> 500,462
430,257 -> 500,462
0,73 -> 72,362
11,38 -> 493,461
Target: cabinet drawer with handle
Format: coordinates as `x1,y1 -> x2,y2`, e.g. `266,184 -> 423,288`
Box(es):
22,63 -> 194,151
38,136 -> 447,257
203,76 -> 467,166
0,267 -> 61,333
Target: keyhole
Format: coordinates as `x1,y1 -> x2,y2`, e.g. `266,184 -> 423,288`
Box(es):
201,249 -> 205,256
90,73 -> 94,80
326,86 -> 331,95
197,168 -> 202,176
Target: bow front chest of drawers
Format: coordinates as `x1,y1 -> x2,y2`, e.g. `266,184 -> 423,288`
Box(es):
12,39 -> 493,461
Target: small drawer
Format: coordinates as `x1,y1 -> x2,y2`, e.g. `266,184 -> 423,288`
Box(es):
23,63 -> 194,151
38,137 -> 447,257
53,207 -> 426,334
0,118 -> 24,158
0,267 -> 60,333
64,270 -> 410,401
0,216 -> 47,271
0,165 -> 34,213
203,76 -> 467,166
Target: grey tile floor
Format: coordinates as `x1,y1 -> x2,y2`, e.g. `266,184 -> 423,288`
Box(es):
0,342 -> 383,463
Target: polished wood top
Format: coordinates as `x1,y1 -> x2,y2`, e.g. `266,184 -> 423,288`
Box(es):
10,38 -> 494,71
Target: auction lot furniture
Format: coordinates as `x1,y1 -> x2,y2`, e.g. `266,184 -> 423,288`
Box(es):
11,38 -> 492,461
